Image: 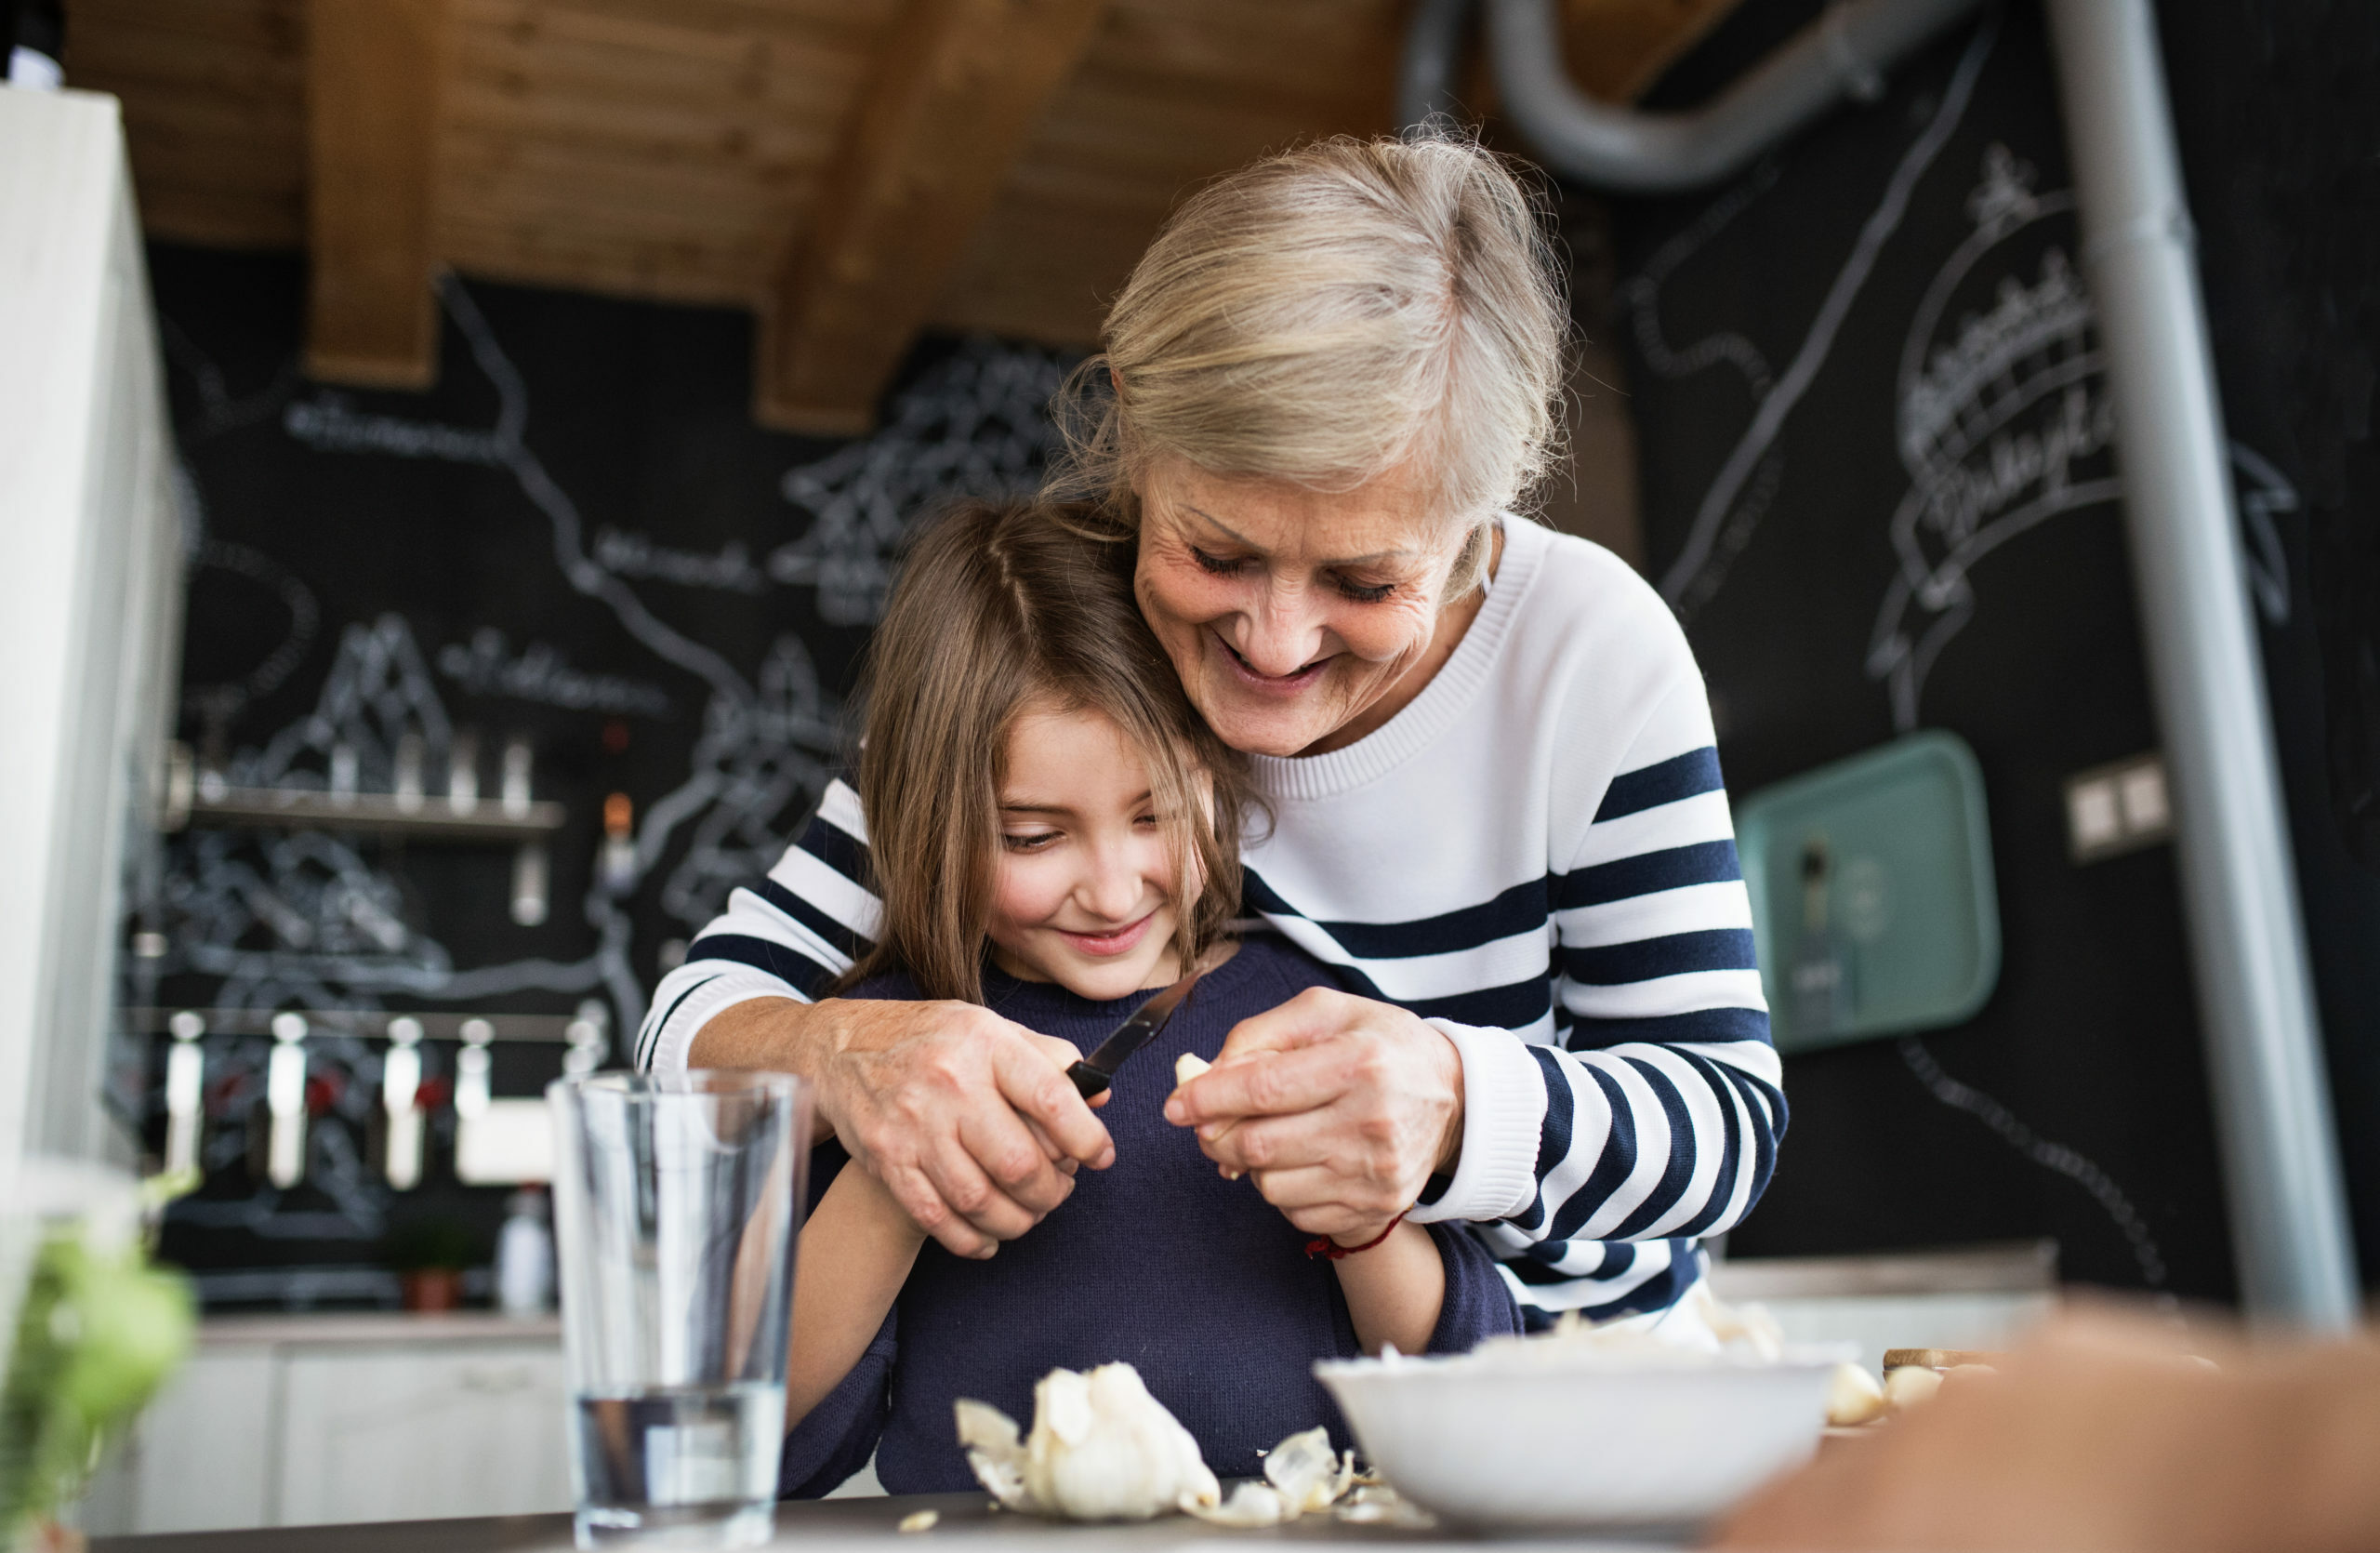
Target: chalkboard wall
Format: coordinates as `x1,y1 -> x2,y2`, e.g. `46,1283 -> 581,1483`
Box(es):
137,247 -> 1073,1305
1604,0 -> 2380,1300
132,0 -> 2380,1306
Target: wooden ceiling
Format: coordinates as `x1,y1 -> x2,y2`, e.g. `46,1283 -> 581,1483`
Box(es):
65,0 -> 1738,431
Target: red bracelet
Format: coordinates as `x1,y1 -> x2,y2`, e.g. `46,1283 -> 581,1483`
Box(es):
1304,1211 -> 1408,1261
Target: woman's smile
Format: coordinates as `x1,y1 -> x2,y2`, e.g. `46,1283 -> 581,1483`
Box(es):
1210,629 -> 1333,696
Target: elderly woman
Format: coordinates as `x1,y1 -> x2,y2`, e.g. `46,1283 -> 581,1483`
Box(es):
641,134 -> 1782,1322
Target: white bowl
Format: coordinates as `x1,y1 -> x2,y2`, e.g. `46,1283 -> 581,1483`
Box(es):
1316,1348 -> 1837,1528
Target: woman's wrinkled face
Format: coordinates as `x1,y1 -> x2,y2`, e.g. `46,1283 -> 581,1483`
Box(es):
1132,458 -> 1473,758
986,701 -> 1195,1001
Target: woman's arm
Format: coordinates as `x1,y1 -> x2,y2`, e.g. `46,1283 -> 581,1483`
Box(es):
787,1164 -> 928,1430
1171,667 -> 1783,1321
639,781 -> 1114,1260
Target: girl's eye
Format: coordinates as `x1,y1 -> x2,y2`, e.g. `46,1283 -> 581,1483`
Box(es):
1134,812 -> 1161,830
1335,575 -> 1395,604
1190,547 -> 1252,577
1002,830 -> 1060,853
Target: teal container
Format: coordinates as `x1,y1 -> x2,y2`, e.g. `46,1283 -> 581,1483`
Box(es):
1736,731 -> 2001,1055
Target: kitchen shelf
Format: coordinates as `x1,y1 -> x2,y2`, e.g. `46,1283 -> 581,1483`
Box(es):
169,783 -> 564,841
123,1007 -> 587,1043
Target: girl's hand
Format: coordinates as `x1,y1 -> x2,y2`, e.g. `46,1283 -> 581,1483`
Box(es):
1162,988 -> 1463,1244
700,995 -> 1114,1260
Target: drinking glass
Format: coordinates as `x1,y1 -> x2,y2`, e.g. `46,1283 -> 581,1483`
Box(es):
549,1071 -> 808,1549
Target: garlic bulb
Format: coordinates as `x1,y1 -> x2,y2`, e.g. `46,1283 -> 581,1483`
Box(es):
955,1366 -> 1357,1525
955,1363 -> 1220,1520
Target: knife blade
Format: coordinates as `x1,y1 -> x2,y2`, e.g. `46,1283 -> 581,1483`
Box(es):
1066,965 -> 1205,1098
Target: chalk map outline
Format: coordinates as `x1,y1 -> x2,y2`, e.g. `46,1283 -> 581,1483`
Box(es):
149,283 -> 1071,1250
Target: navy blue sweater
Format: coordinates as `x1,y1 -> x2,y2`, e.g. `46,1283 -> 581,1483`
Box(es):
777,936 -> 1524,1497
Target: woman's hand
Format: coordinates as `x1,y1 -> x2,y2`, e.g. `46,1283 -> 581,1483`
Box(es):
1161,988 -> 1463,1243
692,996 -> 1113,1259
1714,1309 -> 2380,1553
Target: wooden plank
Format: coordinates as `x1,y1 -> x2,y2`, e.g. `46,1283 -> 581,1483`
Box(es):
66,0 -> 308,249
928,0 -> 1399,346
305,0 -> 446,387
139,186 -> 305,250
756,0 -> 1111,434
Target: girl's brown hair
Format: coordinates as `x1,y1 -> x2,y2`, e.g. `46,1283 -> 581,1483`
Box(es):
838,501 -> 1257,1004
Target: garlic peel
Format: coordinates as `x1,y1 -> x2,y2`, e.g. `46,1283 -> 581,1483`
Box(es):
1186,1482 -> 1287,1529
954,1398 -> 1027,1508
1263,1426 -> 1354,1514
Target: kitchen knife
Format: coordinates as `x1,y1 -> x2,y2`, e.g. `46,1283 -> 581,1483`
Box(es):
1066,966 -> 1204,1098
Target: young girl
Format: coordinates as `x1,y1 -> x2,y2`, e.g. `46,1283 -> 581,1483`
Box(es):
776,502 -> 1521,1497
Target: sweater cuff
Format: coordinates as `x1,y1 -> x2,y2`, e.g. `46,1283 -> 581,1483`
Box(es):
645,970 -> 808,1077
1406,1020 -> 1545,1225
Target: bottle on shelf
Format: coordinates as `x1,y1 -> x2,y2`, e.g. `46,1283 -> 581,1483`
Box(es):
495,1185 -> 555,1317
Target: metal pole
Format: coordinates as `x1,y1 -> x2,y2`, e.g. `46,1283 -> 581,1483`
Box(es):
1398,0 -> 1472,133
2045,0 -> 2360,1327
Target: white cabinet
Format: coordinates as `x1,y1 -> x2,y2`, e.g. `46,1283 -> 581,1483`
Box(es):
0,85 -> 182,1176
105,1347 -> 277,1534
85,1316 -> 575,1534
276,1346 -> 571,1526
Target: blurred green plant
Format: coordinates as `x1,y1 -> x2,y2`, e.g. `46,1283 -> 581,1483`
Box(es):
0,1232 -> 193,1536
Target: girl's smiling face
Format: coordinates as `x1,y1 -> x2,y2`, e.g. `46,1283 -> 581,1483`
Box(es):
985,701 -> 1196,1001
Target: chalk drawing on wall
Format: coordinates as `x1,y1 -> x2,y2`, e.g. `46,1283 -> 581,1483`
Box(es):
768,338 -> 1075,625
2231,440 -> 2296,628
1647,13 -> 2003,621
1864,144 -> 2300,731
1866,144 -> 2123,732
437,628 -> 674,719
158,281 -> 1070,1053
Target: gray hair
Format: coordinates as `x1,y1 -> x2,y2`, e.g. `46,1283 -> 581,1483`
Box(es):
1047,131 -> 1568,584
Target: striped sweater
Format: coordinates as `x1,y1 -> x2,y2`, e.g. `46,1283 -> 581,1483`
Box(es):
640,517 -> 1785,1321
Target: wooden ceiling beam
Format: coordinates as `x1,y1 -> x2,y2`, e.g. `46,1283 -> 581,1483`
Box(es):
304,0 -> 446,388
756,0 -> 1110,435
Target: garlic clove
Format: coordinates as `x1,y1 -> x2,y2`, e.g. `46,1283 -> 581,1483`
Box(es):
1824,1362 -> 1888,1427
1175,1053 -> 1210,1086
1883,1364 -> 1945,1412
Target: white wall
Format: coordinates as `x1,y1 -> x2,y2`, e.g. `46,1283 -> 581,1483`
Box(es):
0,86 -> 183,1179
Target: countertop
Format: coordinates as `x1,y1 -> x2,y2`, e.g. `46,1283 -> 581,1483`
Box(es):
87,1490 -> 1674,1552
195,1310 -> 562,1346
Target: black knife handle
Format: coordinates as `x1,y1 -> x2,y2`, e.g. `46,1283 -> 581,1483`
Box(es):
1066,1061 -> 1111,1099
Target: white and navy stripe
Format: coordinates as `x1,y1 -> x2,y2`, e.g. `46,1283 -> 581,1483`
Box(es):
640,518 -> 1783,1323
